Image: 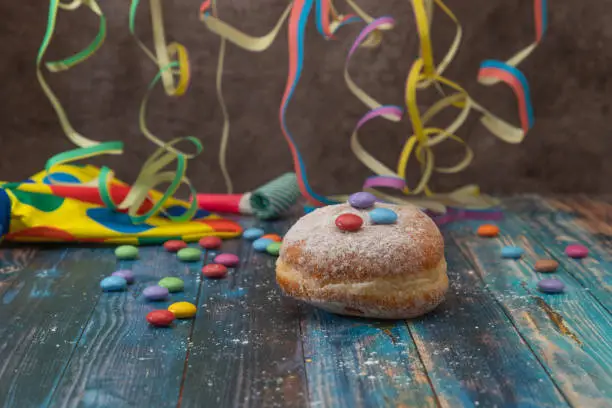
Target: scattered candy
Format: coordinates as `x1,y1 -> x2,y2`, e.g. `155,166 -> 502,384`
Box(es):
168,301 -> 197,319
100,276 -> 128,292
501,246 -> 524,259
335,213 -> 363,232
199,236 -> 222,249
243,228 -> 265,240
534,259 -> 559,273
146,310 -> 175,327
115,245 -> 139,260
565,244 -> 589,259
143,285 -> 169,301
477,224 -> 500,238
537,279 -> 565,294
261,234 -> 282,242
177,247 -> 202,262
214,253 -> 240,267
164,240 -> 188,252
112,269 -> 134,284
202,263 -> 228,279
369,208 -> 398,224
158,277 -> 184,293
253,238 -> 274,252
348,192 -> 376,209
267,242 -> 281,256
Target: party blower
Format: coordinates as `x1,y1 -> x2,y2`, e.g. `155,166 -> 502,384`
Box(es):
0,165 -> 242,244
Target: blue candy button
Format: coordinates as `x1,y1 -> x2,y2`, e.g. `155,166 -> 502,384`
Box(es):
253,238 -> 274,252
501,246 -> 524,259
369,208 -> 398,224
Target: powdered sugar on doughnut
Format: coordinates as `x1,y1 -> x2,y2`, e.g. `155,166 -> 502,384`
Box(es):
280,202 -> 444,282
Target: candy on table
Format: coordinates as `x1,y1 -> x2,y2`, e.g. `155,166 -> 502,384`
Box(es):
266,242 -> 281,256
348,191 -> 376,209
534,259 -> 559,273
115,245 -> 139,260
369,208 -> 398,225
202,263 -> 228,279
243,228 -> 265,240
158,277 -> 185,293
112,269 -> 134,284
537,278 -> 565,294
168,301 -> 197,319
146,310 -> 175,327
177,247 -> 202,262
261,234 -> 282,242
253,238 -> 274,252
199,236 -> 222,249
143,285 -> 170,301
501,246 -> 524,259
100,276 -> 128,292
477,224 -> 500,238
335,213 -> 363,232
214,253 -> 240,267
564,244 -> 589,259
163,240 -> 188,252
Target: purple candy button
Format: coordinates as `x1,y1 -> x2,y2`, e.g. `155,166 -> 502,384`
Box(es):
537,279 -> 565,294
214,253 -> 240,267
143,285 -> 169,301
112,269 -> 135,284
564,244 -> 589,259
348,192 -> 376,209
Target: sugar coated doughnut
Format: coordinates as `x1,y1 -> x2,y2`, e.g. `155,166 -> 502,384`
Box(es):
276,202 -> 448,319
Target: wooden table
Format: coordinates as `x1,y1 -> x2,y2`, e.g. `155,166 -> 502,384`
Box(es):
0,195 -> 611,408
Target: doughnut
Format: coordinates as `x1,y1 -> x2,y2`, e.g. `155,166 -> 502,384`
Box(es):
276,201 -> 448,319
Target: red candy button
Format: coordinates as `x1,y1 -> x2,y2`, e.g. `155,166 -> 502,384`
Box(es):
335,213 -> 363,232
146,310 -> 175,327
261,234 -> 282,242
199,236 -> 222,249
202,263 -> 228,279
163,240 -> 187,252
565,244 -> 589,259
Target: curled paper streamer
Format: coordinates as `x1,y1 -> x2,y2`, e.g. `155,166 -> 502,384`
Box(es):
250,173 -> 301,220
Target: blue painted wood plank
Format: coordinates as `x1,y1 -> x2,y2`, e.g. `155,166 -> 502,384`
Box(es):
301,309 -> 438,407
505,196 -> 612,312
48,245 -> 203,407
406,231 -> 568,408
0,247 -> 115,408
180,219 -> 309,408
449,220 -> 612,407
0,246 -> 38,297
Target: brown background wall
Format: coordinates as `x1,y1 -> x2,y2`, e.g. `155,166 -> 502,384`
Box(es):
0,1 -> 608,196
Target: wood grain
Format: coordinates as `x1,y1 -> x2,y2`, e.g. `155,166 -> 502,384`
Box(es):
179,219 -> 309,408
48,245 -> 202,407
0,247 -> 114,408
301,308 -> 437,407
406,233 -> 569,408
0,246 -> 38,297
506,196 -> 612,312
449,218 -> 612,407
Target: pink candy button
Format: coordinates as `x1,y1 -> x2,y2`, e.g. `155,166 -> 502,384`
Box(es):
565,244 -> 589,259
214,253 -> 240,267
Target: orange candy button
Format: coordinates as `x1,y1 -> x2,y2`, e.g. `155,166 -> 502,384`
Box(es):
477,224 -> 500,238
261,234 -> 282,242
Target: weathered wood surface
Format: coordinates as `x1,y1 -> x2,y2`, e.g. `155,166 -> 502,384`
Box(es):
48,245 -> 201,407
448,217 -> 612,407
180,219 -> 310,408
0,247 -> 115,407
0,196 -> 611,408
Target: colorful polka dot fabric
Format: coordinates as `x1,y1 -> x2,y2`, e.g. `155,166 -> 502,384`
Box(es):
0,165 -> 242,244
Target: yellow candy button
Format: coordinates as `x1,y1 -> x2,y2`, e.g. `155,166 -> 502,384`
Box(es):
168,301 -> 197,319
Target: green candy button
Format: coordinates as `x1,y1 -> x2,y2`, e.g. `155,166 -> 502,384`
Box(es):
158,277 -> 185,293
177,247 -> 202,262
266,242 -> 281,256
115,245 -> 139,260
